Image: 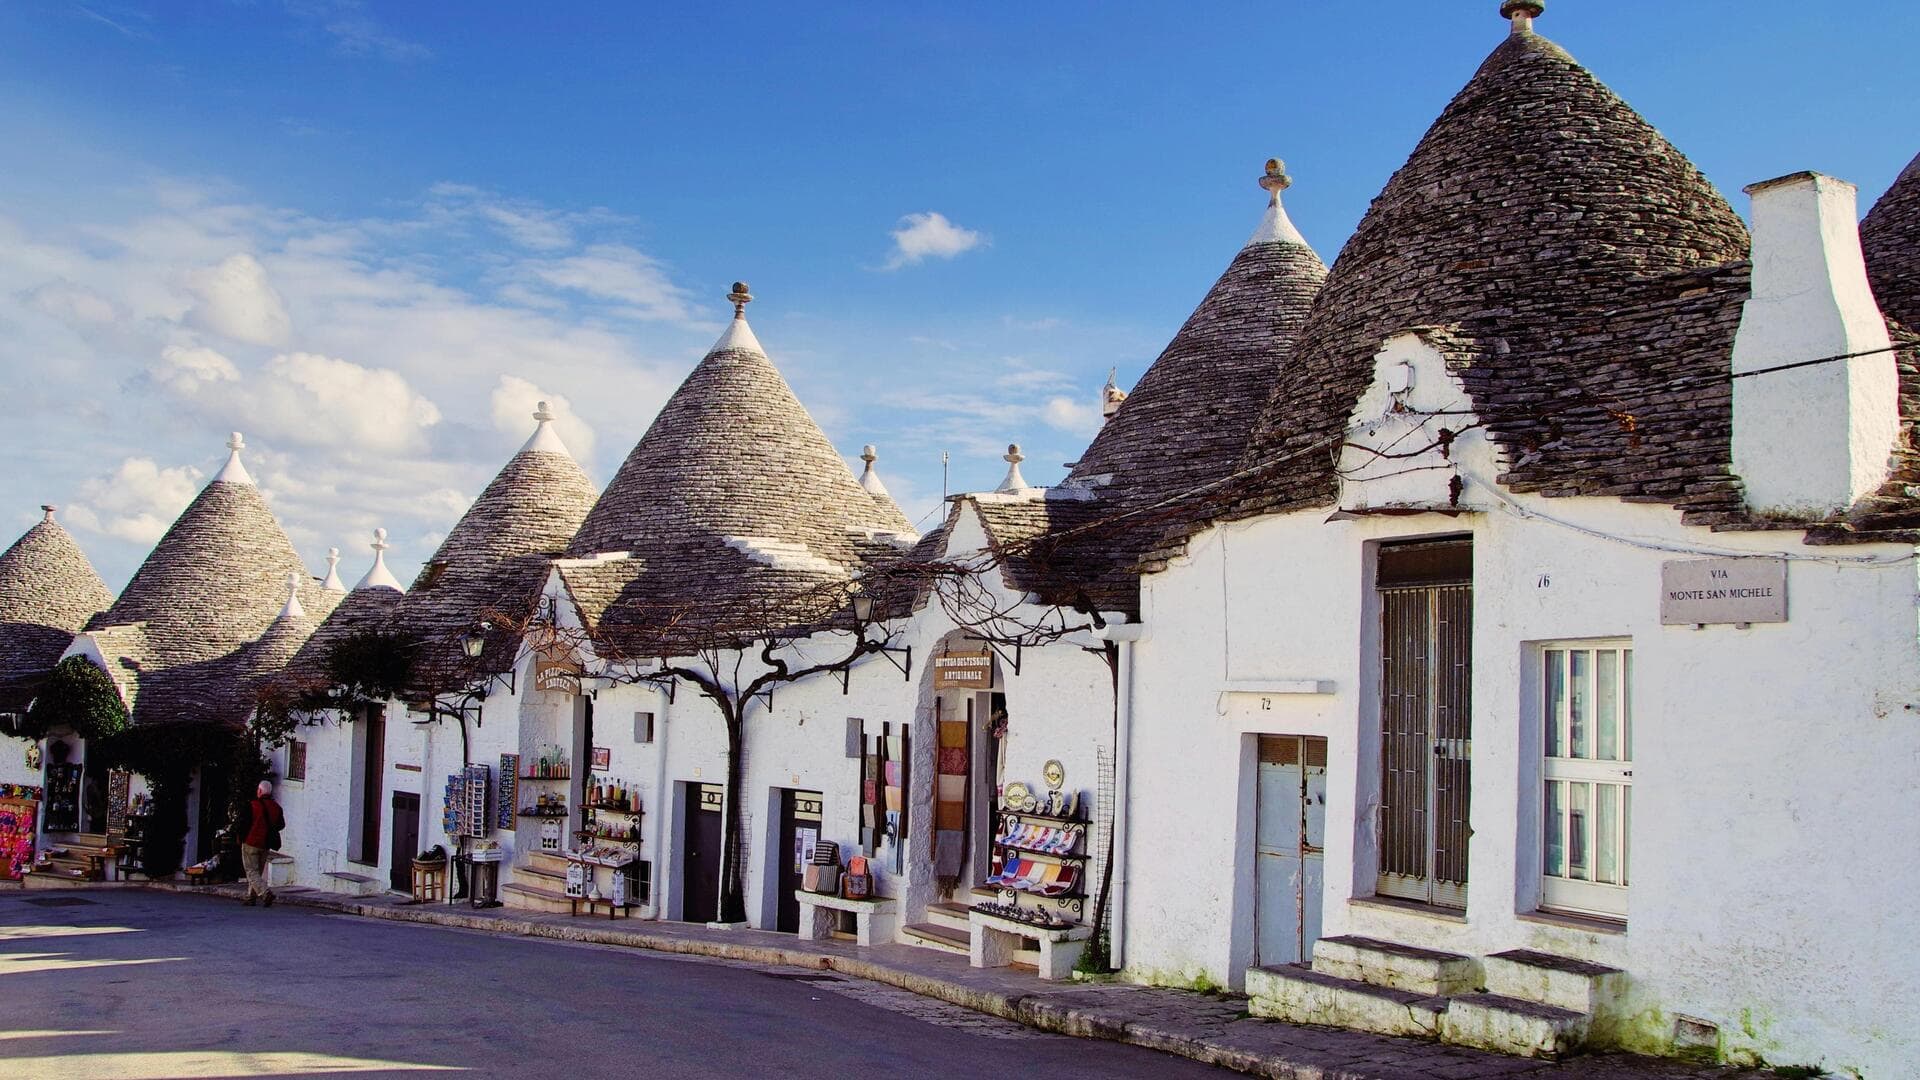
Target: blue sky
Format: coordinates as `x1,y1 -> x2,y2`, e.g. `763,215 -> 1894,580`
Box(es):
2,1 -> 1916,590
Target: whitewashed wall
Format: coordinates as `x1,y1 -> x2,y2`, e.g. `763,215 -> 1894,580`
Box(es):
1124,475 -> 1920,1076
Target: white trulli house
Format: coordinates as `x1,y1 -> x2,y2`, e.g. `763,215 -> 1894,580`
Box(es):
1110,6 -> 1920,1073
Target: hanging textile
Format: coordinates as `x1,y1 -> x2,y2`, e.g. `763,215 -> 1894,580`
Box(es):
0,799 -> 35,880
933,697 -> 970,890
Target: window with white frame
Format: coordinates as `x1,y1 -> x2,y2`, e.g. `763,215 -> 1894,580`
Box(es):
1540,641 -> 1632,919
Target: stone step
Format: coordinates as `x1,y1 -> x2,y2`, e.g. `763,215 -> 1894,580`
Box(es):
321,871 -> 384,897
526,851 -> 571,875
1482,949 -> 1625,1017
900,921 -> 971,956
513,862 -> 567,886
1246,964 -> 1448,1038
501,881 -> 574,915
1440,992 -> 1589,1059
927,901 -> 972,932
1311,934 -> 1480,996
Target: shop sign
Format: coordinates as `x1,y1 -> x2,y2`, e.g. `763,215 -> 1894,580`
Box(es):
534,655 -> 583,694
1659,557 -> 1787,625
933,650 -> 993,690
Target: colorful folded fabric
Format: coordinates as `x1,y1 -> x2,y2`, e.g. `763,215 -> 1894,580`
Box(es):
934,830 -> 964,878
886,735 -> 903,758
884,761 -> 902,786
936,774 -> 966,803
884,786 -> 902,811
937,747 -> 967,774
861,804 -> 876,828
938,721 -> 967,748
935,802 -> 965,831
863,779 -> 876,804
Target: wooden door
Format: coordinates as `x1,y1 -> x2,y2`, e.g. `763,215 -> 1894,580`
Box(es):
389,792 -> 420,893
1376,539 -> 1472,909
358,708 -> 385,865
1255,736 -> 1328,967
776,790 -> 823,933
681,784 -> 724,923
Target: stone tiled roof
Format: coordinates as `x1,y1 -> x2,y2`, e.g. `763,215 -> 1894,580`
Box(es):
397,440 -> 597,684
564,310 -> 914,646
1864,151 -> 1920,333
0,511 -> 113,710
1067,222 -> 1327,507
1033,186 -> 1330,613
86,475 -> 338,726
280,583 -> 404,689
1212,23 -> 1752,527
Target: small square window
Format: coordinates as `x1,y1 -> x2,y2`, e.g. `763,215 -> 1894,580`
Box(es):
286,739 -> 307,782
634,711 -> 654,744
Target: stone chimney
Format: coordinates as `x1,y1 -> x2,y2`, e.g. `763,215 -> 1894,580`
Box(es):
1731,172 -> 1898,518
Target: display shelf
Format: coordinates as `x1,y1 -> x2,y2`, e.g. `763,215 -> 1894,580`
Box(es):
575,830 -> 642,843
992,840 -> 1088,860
580,802 -> 641,815
996,808 -> 1081,826
518,773 -> 571,782
517,808 -> 569,818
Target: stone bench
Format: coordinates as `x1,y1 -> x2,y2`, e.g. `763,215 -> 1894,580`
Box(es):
968,908 -> 1093,981
793,890 -> 897,947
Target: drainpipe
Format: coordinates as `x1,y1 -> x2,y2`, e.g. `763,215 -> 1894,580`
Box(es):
1092,620 -> 1147,971
649,683 -> 672,920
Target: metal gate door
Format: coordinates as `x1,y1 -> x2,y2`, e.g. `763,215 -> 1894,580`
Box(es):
1376,541 -> 1472,909
1256,736 -> 1327,966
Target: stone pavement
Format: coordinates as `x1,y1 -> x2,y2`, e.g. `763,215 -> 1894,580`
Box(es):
148,881 -> 1775,1080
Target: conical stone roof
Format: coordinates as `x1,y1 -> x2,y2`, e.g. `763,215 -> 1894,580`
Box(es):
1068,160 -> 1328,509
1228,13 -> 1751,520
398,405 -> 597,681
564,289 -> 911,636
0,507 -> 113,705
1864,151 -> 1920,332
86,436 -> 336,724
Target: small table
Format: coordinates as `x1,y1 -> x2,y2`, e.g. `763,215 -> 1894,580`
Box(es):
410,859 -> 447,904
968,908 -> 1093,981
793,890 -> 898,947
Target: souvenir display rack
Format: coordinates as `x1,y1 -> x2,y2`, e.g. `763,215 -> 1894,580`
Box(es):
986,806 -> 1088,916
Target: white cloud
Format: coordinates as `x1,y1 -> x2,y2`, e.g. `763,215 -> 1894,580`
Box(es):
149,344 -> 240,394
66,458 -> 203,545
186,253 -> 293,346
24,281 -> 120,326
885,212 -> 985,270
490,375 -> 596,461
254,352 -> 443,453
522,244 -> 696,322
1043,395 -> 1102,436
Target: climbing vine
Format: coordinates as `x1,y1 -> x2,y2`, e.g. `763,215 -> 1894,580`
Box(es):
18,656 -> 129,742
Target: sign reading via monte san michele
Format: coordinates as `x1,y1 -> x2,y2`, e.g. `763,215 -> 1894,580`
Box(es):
1659,557 -> 1788,625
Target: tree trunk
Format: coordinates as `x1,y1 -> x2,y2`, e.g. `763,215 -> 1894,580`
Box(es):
716,712 -> 748,923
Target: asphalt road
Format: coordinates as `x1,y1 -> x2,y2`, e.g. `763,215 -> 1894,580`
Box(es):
0,889 -> 1233,1079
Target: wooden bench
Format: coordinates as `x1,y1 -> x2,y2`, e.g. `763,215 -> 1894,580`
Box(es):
569,895 -> 635,920
968,908 -> 1093,980
793,890 -> 897,947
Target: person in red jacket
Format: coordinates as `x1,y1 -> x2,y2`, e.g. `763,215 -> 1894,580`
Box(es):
238,780 -> 285,907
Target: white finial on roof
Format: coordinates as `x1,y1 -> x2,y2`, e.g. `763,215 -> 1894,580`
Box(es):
520,399 -> 573,457
322,547 -> 346,592
1249,158 -> 1309,247
1500,0 -> 1543,34
213,431 -> 254,485
277,571 -> 306,620
996,443 -> 1030,493
710,280 -> 765,355
1101,368 -> 1128,422
354,527 -> 404,592
858,444 -> 893,497
40,505 -> 57,523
